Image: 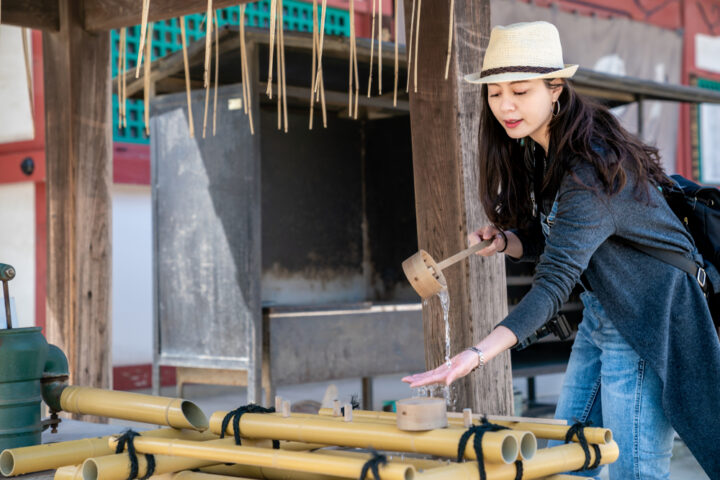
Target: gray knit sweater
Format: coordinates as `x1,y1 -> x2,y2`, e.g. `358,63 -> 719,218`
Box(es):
500,163 -> 720,477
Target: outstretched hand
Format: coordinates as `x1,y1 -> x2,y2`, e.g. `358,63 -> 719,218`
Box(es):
402,349 -> 479,388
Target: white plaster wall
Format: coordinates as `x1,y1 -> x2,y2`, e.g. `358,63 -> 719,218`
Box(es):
0,182 -> 35,328
112,185 -> 153,366
0,26 -> 35,144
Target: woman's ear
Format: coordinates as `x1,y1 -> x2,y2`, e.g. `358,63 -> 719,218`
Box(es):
551,80 -> 564,102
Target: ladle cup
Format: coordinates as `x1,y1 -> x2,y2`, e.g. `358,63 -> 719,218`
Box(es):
402,240 -> 492,299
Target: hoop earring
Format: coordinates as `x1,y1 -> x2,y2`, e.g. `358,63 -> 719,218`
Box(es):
552,100 -> 561,117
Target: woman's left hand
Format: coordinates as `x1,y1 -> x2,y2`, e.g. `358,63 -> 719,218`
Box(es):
402,349 -> 479,388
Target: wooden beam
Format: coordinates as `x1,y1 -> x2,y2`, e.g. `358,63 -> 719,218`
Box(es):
403,0 -> 513,413
43,0 -> 112,419
0,0 -> 59,31
84,0 -> 251,32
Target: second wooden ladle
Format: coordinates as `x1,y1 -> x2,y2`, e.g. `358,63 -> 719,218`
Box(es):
402,240 -> 492,299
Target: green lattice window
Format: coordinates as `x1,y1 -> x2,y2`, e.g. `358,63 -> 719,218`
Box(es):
112,0 -> 350,144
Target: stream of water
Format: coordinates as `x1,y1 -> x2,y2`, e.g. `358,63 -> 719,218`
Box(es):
414,287 -> 453,407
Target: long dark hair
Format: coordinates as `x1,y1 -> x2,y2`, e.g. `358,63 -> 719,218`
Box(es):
478,79 -> 672,231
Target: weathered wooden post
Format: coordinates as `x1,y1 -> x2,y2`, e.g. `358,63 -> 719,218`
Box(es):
43,0 -> 113,407
403,0 -> 514,413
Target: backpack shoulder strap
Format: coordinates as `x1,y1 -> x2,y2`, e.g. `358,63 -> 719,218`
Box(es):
628,242 -> 708,291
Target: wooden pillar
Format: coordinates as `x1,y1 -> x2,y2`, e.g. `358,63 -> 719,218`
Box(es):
403,0 -> 514,413
42,0 -> 112,411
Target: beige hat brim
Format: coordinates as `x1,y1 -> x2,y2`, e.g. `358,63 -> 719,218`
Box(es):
464,64 -> 578,85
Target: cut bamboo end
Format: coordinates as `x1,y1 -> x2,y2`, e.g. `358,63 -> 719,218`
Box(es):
332,399 -> 341,417
58,386 -> 209,431
505,430 -> 537,461
275,395 -> 283,412
53,465 -> 82,480
396,397 -> 447,431
343,404 -> 353,422
282,401 -> 291,418
462,408 -> 472,428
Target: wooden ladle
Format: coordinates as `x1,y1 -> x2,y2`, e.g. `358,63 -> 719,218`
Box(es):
402,240 -> 492,299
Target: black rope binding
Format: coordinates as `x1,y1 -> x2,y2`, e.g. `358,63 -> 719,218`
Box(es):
514,460 -> 524,480
340,394 -> 361,416
359,450 -> 387,480
219,404 -> 280,449
114,430 -> 156,480
456,417 -> 515,480
564,420 -> 602,471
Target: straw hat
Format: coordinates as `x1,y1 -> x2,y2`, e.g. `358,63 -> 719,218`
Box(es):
465,21 -> 578,85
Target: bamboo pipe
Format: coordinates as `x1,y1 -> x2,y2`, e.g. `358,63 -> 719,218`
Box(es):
106,436 -> 414,480
209,411 -> 519,464
54,466 -> 83,480
0,429 -> 216,476
83,451 -> 217,480
201,463 -> 346,480
301,410 -> 536,460
312,448 -> 449,470
82,438 -> 304,480
58,386 -> 208,431
150,472 -> 255,480
318,409 -> 611,445
414,441 -> 619,480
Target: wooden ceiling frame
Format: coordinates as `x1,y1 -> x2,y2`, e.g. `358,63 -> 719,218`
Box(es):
0,0 -> 253,32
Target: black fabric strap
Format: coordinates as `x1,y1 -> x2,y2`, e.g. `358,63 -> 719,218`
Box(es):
219,404 -> 280,449
563,421 -> 601,472
114,430 -> 156,480
359,450 -> 387,480
627,242 -> 705,290
456,417 -> 511,480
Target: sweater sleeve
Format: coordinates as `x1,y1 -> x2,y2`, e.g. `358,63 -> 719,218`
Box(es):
509,220 -> 545,263
499,171 -> 617,342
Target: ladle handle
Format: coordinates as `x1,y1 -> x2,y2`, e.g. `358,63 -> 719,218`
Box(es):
437,240 -> 493,271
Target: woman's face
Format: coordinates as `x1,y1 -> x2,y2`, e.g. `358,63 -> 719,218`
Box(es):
487,78 -> 562,148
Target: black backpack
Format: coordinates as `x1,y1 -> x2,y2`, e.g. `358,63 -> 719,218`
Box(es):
628,174 -> 720,330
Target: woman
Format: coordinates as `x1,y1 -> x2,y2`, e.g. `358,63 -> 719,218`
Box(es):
402,21 -> 720,479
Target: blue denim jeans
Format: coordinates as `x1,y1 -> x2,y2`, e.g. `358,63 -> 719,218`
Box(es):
549,291 -> 674,479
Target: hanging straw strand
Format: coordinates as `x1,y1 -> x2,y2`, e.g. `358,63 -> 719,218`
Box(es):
266,0 -> 277,98
143,22 -> 153,136
347,0 -> 353,117
393,0 -> 399,106
444,0 -> 454,80
135,0 -> 150,78
313,0 -> 328,99
239,5 -> 254,135
203,0 -> 213,88
377,0 -> 382,96
367,0 -> 376,98
180,17 -> 195,137
310,0 -> 319,128
21,28 -> 34,115
413,0 -> 422,93
116,28 -> 123,128
279,0 -> 288,132
212,10 -> 220,136
351,1 -> 359,119
120,28 -> 128,128
405,0 -> 416,93
275,5 -> 281,130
